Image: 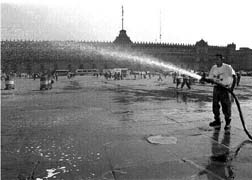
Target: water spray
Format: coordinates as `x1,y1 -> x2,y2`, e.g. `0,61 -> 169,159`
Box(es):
98,42 -> 252,140
55,43 -> 201,80
201,77 -> 252,141
95,47 -> 201,79
55,43 -> 251,140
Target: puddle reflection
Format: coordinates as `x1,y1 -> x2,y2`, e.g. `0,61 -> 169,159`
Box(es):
199,129 -> 234,179
176,92 -> 188,103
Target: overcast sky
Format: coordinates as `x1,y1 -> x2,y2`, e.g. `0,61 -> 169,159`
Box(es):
1,0 -> 252,49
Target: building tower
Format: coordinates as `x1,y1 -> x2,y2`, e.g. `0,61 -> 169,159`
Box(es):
159,10 -> 162,43
122,5 -> 124,30
114,6 -> 132,45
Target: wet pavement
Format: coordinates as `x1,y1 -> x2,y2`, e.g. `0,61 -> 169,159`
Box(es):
1,75 -> 252,180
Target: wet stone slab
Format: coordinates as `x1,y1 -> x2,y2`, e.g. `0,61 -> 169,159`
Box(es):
102,160 -> 203,180
185,145 -> 252,180
103,139 -> 205,180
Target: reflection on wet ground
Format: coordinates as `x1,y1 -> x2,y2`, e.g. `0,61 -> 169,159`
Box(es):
199,129 -> 234,179
1,77 -> 252,179
63,80 -> 82,90
109,86 -> 212,103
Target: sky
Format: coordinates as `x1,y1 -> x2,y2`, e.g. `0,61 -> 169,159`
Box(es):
1,0 -> 252,49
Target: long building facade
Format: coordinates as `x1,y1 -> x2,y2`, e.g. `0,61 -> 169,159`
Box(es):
1,28 -> 252,74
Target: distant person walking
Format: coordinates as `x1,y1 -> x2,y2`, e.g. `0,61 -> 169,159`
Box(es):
181,75 -> 191,89
236,71 -> 241,86
208,54 -> 236,131
143,72 -> 146,79
104,72 -> 108,80
55,72 -> 58,81
200,72 -> 206,84
176,73 -> 182,88
157,74 -> 163,81
172,72 -> 177,83
67,72 -> 71,79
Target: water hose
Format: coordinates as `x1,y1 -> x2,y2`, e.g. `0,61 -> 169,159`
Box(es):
201,78 -> 252,141
225,87 -> 252,140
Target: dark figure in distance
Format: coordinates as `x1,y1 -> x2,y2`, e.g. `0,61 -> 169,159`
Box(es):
236,71 -> 241,86
181,74 -> 191,89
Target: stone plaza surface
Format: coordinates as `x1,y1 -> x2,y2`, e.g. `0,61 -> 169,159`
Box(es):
1,75 -> 252,180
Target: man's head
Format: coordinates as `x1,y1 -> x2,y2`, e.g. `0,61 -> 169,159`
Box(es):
215,54 -> 224,67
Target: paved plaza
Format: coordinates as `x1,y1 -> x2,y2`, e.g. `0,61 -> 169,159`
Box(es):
1,75 -> 252,180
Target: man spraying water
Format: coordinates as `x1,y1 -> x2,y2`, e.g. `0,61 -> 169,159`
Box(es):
204,54 -> 237,130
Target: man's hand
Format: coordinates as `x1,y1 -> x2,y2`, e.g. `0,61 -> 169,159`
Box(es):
199,77 -> 206,83
200,77 -> 215,84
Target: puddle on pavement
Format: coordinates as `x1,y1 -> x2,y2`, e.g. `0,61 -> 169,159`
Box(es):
146,135 -> 177,145
63,80 -> 82,90
36,166 -> 67,180
13,134 -> 103,179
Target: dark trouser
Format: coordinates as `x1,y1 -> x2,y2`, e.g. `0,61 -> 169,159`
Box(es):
212,86 -> 232,123
173,77 -> 176,83
237,77 -> 241,86
181,79 -> 191,89
176,78 -> 181,88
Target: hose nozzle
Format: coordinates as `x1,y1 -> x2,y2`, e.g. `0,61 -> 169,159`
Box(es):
200,77 -> 215,84
200,77 -> 228,89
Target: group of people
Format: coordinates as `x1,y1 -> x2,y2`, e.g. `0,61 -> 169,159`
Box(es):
172,73 -> 192,89
132,72 -> 152,80
104,71 -> 124,80
32,72 -> 59,81
2,73 -> 15,90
